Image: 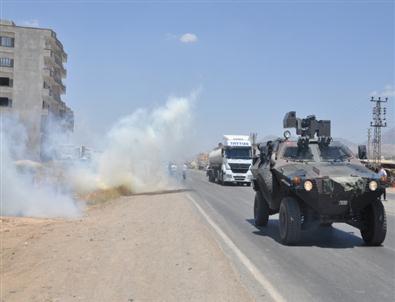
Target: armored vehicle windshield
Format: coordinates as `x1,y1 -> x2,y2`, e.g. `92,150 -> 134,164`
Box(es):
282,145 -> 314,161
318,143 -> 353,162
280,141 -> 354,163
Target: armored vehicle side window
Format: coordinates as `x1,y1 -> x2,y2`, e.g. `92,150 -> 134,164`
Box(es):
319,145 -> 352,161
283,146 -> 313,160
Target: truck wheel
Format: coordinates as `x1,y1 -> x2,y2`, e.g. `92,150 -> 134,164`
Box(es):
218,171 -> 224,185
254,191 -> 269,227
208,171 -> 214,183
279,197 -> 301,245
360,199 -> 387,246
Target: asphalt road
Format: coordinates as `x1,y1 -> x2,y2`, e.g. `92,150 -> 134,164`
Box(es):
185,170 -> 395,302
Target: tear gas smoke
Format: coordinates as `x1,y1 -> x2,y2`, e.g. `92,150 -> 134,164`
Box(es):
1,94 -> 195,218
68,95 -> 195,193
0,115 -> 81,217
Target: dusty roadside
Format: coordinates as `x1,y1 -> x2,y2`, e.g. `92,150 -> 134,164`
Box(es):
0,192 -> 253,302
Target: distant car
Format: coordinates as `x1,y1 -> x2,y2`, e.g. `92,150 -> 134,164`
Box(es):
251,112 -> 387,246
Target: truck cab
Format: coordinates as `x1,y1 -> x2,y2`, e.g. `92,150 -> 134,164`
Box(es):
207,135 -> 253,185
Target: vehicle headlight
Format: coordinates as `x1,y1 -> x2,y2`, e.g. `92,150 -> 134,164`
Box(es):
225,163 -> 231,170
368,180 -> 378,191
304,180 -> 313,191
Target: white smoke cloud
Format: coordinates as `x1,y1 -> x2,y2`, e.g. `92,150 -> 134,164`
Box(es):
71,94 -> 195,193
0,93 -> 195,218
0,115 -> 81,218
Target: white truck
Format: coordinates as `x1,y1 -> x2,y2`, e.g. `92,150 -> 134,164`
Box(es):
206,135 -> 253,186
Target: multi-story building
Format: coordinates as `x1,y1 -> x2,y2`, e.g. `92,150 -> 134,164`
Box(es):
0,19 -> 73,160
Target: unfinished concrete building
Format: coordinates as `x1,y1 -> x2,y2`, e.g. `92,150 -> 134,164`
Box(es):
0,19 -> 73,160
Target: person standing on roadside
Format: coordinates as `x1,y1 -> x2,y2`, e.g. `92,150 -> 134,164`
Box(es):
378,165 -> 388,201
182,163 -> 187,180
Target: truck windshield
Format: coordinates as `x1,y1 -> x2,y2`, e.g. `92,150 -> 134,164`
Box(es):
319,145 -> 352,162
225,147 -> 251,159
283,146 -> 314,161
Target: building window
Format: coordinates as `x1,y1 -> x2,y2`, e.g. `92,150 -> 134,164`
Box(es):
0,36 -> 14,47
0,77 -> 13,87
0,57 -> 14,67
0,97 -> 12,107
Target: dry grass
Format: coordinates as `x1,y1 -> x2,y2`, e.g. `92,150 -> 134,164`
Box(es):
78,185 -> 133,205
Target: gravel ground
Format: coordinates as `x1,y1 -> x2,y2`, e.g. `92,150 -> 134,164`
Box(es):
1,192 -> 252,302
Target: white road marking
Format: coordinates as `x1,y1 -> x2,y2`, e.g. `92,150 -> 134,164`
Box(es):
187,194 -> 286,302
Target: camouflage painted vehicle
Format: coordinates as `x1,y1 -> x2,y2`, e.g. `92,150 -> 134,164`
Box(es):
251,112 -> 387,246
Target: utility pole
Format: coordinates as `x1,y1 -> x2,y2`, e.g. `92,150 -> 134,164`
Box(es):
367,128 -> 371,160
370,97 -> 387,168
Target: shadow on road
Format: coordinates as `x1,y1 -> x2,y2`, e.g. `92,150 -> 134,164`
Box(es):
246,218 -> 366,249
209,181 -> 251,187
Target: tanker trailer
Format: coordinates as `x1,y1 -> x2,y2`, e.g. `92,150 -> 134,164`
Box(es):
207,135 -> 253,186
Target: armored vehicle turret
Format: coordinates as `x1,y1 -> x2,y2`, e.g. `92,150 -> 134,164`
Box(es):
250,111 -> 387,245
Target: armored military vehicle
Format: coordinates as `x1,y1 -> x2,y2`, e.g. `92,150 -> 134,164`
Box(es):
251,112 -> 387,245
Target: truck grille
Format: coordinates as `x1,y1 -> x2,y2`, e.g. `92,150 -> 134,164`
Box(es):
229,163 -> 250,174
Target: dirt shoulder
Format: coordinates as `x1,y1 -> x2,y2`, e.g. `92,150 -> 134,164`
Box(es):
1,192 -> 252,302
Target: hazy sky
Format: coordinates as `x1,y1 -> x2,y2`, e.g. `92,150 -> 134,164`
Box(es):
2,0 -> 394,151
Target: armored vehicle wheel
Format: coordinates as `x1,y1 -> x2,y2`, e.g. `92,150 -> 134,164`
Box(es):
254,191 -> 269,227
360,199 -> 387,246
279,197 -> 301,245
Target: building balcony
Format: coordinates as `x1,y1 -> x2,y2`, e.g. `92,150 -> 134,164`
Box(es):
43,66 -> 66,80
43,69 -> 66,94
42,87 -> 51,98
43,49 -> 66,76
42,88 -> 62,103
43,67 -> 50,77
56,80 -> 66,93
45,36 -> 67,63
52,83 -> 66,95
